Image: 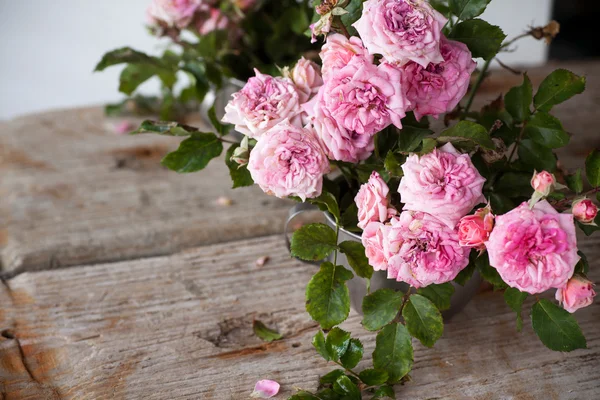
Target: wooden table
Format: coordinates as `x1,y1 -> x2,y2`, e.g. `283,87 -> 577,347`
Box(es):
1,61 -> 599,399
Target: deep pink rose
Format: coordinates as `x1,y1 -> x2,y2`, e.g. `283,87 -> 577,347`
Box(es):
457,205 -> 494,250
319,34 -> 373,77
399,143 -> 486,228
247,121 -> 329,201
487,200 -> 579,294
384,211 -> 469,288
147,0 -> 202,28
572,198 -> 598,224
531,170 -> 556,196
291,57 -> 323,103
196,7 -> 229,35
401,37 -> 476,120
355,171 -> 396,229
555,275 -> 596,313
353,0 -> 447,67
362,221 -> 389,272
222,69 -> 301,138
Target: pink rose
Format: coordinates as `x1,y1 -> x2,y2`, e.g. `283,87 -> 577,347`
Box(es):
401,37 -> 476,120
247,121 -> 329,201
384,211 -> 469,288
355,171 -> 396,229
362,221 -> 389,272
353,0 -> 447,67
399,143 -> 486,228
319,34 -> 373,78
457,205 -> 494,250
531,170 -> 556,196
222,69 -> 301,138
487,200 -> 580,294
572,198 -> 598,224
291,57 -> 324,103
147,0 -> 202,28
555,275 -> 596,313
196,7 -> 229,35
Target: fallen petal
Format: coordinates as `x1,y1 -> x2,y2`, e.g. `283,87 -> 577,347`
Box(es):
216,196 -> 233,206
114,121 -> 135,135
255,256 -> 270,267
251,379 -> 280,398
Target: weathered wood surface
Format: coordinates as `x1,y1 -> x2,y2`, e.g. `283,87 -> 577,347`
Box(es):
0,233 -> 599,399
0,107 -> 292,274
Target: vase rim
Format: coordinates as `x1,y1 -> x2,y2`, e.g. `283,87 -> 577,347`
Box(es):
323,212 -> 362,241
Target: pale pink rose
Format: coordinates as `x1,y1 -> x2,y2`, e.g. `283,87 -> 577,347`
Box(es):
487,200 -> 580,294
362,221 -> 389,271
147,0 -> 202,28
291,57 -> 323,103
355,172 -> 395,229
247,121 -> 329,201
222,69 -> 302,138
555,275 -> 596,313
399,143 -> 486,229
251,379 -> 280,398
353,0 -> 447,67
319,34 -> 373,77
531,170 -> 556,196
457,205 -> 494,250
383,211 -> 469,288
572,198 -> 598,224
401,37 -> 476,120
196,7 -> 229,35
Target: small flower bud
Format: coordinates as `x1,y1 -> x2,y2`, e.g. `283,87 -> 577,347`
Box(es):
531,170 -> 555,196
572,198 -> 598,224
556,275 -> 596,313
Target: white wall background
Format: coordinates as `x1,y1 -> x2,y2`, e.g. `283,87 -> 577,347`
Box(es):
0,0 -> 553,120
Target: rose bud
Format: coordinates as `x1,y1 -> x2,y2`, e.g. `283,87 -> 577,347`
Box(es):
457,205 -> 494,250
555,275 -> 596,313
572,198 -> 598,224
529,170 -> 565,207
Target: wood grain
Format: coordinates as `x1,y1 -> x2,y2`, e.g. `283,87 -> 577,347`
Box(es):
0,107 -> 292,275
0,233 -> 598,399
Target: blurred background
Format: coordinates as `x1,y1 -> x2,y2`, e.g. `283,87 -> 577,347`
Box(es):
0,0 -> 597,120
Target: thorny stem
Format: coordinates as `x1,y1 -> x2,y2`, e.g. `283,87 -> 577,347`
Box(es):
551,187 -> 600,210
335,17 -> 351,39
506,122 -> 528,164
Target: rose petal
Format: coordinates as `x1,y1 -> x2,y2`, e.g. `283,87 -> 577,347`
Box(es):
251,379 -> 280,398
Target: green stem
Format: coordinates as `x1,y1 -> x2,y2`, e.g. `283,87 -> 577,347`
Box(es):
333,222 -> 340,265
462,58 -> 492,118
506,122 -> 527,164
333,361 -> 361,378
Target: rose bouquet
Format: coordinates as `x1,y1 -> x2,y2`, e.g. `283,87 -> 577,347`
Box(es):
104,0 -> 598,398
95,0 -> 318,121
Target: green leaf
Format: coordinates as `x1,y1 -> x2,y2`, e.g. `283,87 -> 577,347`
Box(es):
94,47 -> 167,71
504,74 -> 533,123
339,241 -> 373,280
475,253 -> 507,289
454,261 -> 476,286
533,69 -> 586,112
495,172 -> 534,198
449,19 -> 506,60
131,120 -> 198,136
398,126 -> 434,152
402,294 -> 444,348
373,323 -> 413,383
333,375 -> 361,400
504,288 -> 528,331
118,64 -> 157,95
340,0 -> 364,32
252,320 -> 283,342
531,299 -> 587,352
290,223 -> 338,261
574,251 -> 589,275
288,391 -> 320,400
518,139 -> 557,172
419,138 -> 438,155
182,61 -> 210,102
565,169 -> 584,194
384,152 -> 404,177
489,193 -> 516,215
524,112 -> 570,149
319,369 -> 346,385
449,0 -> 492,20
439,121 -> 495,150
577,217 -> 600,236
340,338 -> 364,369
225,144 -> 253,188
312,330 -> 330,361
585,149 -> 600,187
325,327 -> 351,361
371,386 -> 395,400
161,133 -> 223,173
310,192 -> 341,222
306,262 -> 353,330
417,283 -> 455,311
358,369 -> 389,386
361,289 -> 405,331
208,104 -> 231,136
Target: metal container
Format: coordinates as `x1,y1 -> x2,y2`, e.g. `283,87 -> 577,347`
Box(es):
286,204 -> 481,319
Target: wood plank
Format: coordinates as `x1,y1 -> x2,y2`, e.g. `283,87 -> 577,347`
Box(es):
1,233 -> 599,399
0,107 -> 292,274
